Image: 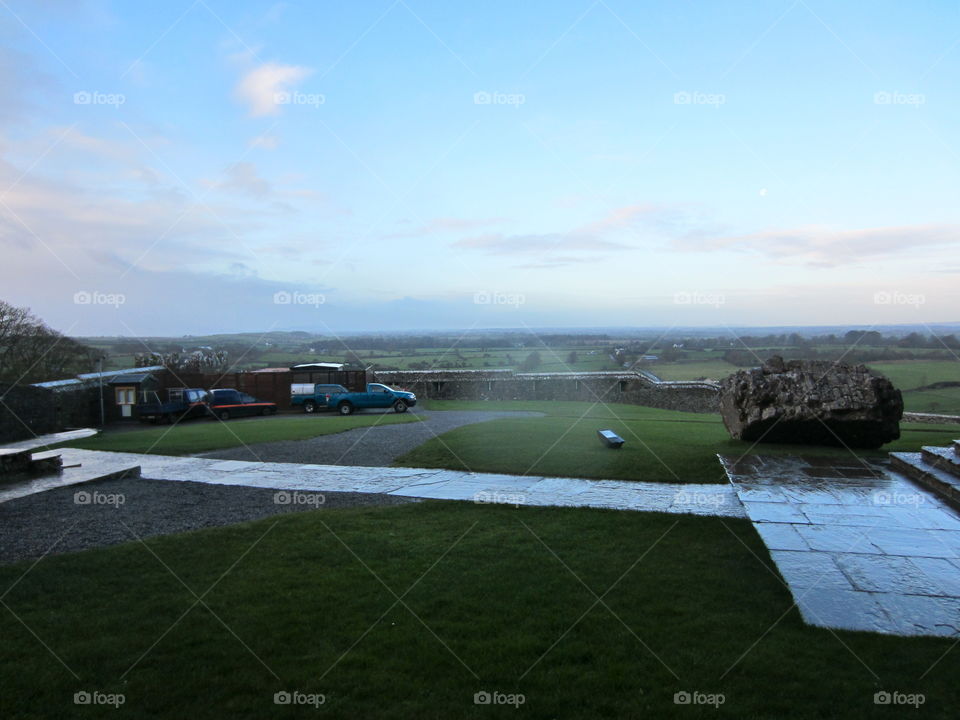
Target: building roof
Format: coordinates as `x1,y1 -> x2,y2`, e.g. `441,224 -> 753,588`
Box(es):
33,366 -> 165,391
107,372 -> 155,385
76,365 -> 165,381
32,378 -> 85,390
291,362 -> 345,371
251,367 -> 292,373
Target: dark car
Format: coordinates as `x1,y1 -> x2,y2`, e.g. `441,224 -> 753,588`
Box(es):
208,389 -> 278,420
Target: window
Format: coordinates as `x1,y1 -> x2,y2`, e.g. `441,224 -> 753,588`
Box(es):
115,387 -> 135,405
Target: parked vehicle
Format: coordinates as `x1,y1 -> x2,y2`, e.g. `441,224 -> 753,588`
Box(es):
291,384 -> 349,413
136,388 -> 210,424
208,389 -> 278,420
326,383 -> 416,415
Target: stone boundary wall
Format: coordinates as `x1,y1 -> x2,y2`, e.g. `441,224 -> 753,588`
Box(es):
903,412 -> 960,426
373,370 -> 720,414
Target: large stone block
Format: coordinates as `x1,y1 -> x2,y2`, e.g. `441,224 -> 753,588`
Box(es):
719,356 -> 903,448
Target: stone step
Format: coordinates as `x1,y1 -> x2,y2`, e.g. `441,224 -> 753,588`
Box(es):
922,446 -> 960,480
0,448 -> 33,478
0,464 -> 141,505
889,452 -> 960,510
29,450 -> 63,476
1,449 -> 65,483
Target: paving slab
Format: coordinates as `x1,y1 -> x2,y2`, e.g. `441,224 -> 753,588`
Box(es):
0,428 -> 98,451
722,454 -> 960,637
32,449 -> 747,518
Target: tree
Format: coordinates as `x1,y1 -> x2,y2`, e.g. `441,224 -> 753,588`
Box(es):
566,350 -> 578,365
519,351 -> 542,371
0,300 -> 97,384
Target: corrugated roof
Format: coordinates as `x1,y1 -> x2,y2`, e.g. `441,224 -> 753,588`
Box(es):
76,365 -> 165,380
108,372 -> 155,384
32,378 -> 85,390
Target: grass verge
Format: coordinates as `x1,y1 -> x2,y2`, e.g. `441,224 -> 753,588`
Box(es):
1,502 -> 957,718
53,413 -> 421,456
405,401 -> 955,483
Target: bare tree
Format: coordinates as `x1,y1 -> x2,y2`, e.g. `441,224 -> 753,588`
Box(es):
0,300 -> 98,384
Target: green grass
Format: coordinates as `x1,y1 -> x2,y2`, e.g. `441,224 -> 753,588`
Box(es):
55,413 -> 421,456
866,361 -> 960,414
868,360 -> 960,390
2,503 -> 958,719
403,401 -> 955,483
900,387 -> 960,415
645,360 -> 742,381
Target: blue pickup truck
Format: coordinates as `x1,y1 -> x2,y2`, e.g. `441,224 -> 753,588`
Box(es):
291,384 -> 349,413
327,383 -> 417,415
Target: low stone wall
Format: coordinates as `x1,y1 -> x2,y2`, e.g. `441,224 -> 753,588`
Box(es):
373,370 -> 720,414
903,412 -> 960,426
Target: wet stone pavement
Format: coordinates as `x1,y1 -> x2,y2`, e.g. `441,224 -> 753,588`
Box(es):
721,455 -> 960,637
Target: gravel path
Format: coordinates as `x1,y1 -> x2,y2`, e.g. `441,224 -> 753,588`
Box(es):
0,476 -> 416,566
198,408 -> 543,466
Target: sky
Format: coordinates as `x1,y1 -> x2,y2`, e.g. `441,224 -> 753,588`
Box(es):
1,0 -> 959,336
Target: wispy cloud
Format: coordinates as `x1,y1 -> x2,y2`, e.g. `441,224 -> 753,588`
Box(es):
675,223 -> 959,267
234,61 -> 312,117
454,232 -> 629,255
386,216 -> 505,239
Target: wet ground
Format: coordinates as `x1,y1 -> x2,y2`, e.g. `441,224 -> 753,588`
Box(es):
721,454 -> 960,637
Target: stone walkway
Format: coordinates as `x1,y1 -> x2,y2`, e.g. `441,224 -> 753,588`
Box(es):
721,454 -> 960,637
1,448 -> 746,517
0,428 -> 98,450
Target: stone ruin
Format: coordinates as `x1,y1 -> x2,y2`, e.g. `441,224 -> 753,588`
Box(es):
719,356 -> 903,449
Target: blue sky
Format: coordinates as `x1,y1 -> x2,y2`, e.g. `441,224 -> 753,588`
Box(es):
1,0 -> 958,335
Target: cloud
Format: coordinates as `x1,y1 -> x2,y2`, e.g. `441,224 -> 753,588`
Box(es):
454,232 -> 629,255
675,224 -> 959,267
249,134 -> 279,150
386,216 -> 505,239
217,162 -> 272,197
0,47 -> 56,127
235,61 -> 312,117
448,204 -> 671,267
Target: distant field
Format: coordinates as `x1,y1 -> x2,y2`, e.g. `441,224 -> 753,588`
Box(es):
867,360 -> 959,389
645,360 -> 742,381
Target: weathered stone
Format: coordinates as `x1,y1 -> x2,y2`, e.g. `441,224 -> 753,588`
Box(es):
719,356 -> 903,448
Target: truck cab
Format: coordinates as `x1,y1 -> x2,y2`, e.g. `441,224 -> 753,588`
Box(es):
291,384 -> 349,413
326,383 -> 417,415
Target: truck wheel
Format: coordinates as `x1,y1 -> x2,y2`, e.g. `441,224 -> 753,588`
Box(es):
218,410 -> 230,421
393,400 -> 408,413
304,401 -> 317,414
338,402 -> 354,416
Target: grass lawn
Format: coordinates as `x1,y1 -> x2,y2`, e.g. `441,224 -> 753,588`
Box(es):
645,360 -> 742,381
53,413 -> 421,456
2,502 -> 957,718
900,387 -> 960,415
867,360 -> 960,390
405,401 -> 955,483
